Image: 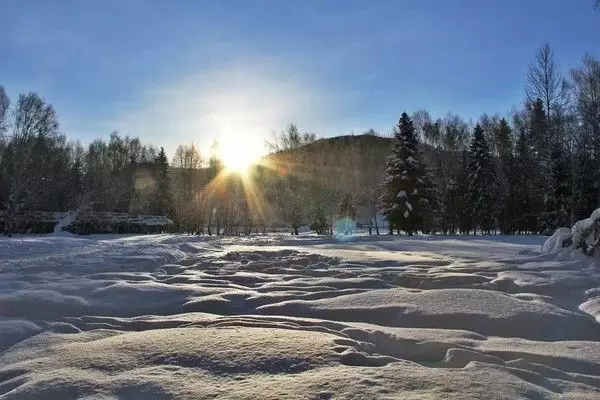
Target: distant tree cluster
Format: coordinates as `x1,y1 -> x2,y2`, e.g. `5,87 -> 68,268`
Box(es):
381,46 -> 600,234
0,45 -> 598,236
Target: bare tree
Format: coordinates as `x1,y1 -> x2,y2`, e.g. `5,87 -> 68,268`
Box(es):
571,55 -> 600,154
172,143 -> 203,232
0,86 -> 9,136
526,44 -> 569,120
5,92 -> 59,235
266,123 -> 316,152
358,131 -> 385,234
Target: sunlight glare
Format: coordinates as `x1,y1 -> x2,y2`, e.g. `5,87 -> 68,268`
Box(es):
219,138 -> 264,173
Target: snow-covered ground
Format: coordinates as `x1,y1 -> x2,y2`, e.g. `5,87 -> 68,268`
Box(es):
1,233 -> 600,399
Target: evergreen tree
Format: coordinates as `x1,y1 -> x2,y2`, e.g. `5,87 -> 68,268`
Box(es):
573,151 -> 597,221
528,98 -> 550,159
495,119 -> 513,164
527,99 -> 553,233
513,129 -> 534,233
155,147 -> 172,217
379,112 -> 429,235
419,166 -> 439,234
436,159 -> 453,234
550,145 -> 572,227
495,119 -> 515,234
456,150 -> 471,234
467,124 -> 496,234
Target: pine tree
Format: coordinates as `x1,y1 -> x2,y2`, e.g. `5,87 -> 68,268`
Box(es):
379,112 -> 429,235
467,124 -> 496,234
528,99 -> 550,158
495,119 -> 513,164
513,130 -> 534,233
496,119 -> 514,233
528,99 -> 553,233
456,150 -> 471,234
419,166 -> 439,234
155,147 -> 172,217
573,151 -> 597,221
550,145 -> 572,227
436,159 -> 453,234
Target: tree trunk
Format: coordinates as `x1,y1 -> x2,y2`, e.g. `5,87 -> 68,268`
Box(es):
5,200 -> 15,237
216,212 -> 220,236
207,211 -> 212,236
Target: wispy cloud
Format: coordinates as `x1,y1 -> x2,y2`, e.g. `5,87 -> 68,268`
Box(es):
109,59 -> 347,157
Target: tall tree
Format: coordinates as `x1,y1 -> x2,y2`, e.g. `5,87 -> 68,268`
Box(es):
550,145 -> 572,228
3,93 -> 59,235
570,55 -> 600,218
0,86 -> 10,208
527,98 -> 551,159
513,129 -> 535,233
155,147 -> 172,217
357,130 -> 385,235
467,124 -> 496,234
494,118 -> 516,234
380,112 -> 429,235
205,141 -> 224,235
171,143 -> 202,231
526,44 -> 569,124
0,86 -> 9,137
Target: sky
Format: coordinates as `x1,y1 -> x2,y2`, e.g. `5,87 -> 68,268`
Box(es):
1,0 -> 599,157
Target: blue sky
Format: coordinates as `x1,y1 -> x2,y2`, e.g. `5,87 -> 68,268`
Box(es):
1,0 -> 599,156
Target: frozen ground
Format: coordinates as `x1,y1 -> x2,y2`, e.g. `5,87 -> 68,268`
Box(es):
1,233 -> 600,399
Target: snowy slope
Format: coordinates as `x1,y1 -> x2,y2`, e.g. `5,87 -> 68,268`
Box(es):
0,233 -> 599,399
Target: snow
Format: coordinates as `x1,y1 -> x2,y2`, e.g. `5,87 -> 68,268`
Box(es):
571,208 -> 600,250
53,211 -> 75,233
1,233 -> 600,399
543,208 -> 600,254
542,227 -> 572,253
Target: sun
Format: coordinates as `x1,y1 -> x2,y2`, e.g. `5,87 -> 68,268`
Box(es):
219,140 -> 264,174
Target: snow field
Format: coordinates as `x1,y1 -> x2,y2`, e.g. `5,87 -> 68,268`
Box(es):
0,233 -> 599,399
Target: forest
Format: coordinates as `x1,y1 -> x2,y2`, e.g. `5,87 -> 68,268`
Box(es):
0,44 -> 599,236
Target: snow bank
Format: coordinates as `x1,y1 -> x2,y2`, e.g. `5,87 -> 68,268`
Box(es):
543,208 -> 600,255
541,227 -> 572,253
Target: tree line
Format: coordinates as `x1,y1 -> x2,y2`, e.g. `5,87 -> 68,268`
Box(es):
382,46 -> 600,235
0,44 -> 598,236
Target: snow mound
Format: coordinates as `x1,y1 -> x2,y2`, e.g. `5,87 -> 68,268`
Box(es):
544,208 -> 600,255
53,211 -> 76,234
542,227 -> 572,253
258,287 -> 600,340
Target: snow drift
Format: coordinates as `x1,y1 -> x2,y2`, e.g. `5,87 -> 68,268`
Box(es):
1,233 -> 599,399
